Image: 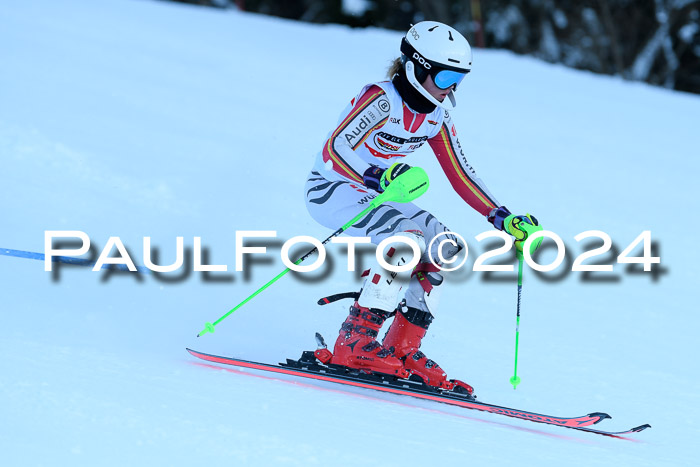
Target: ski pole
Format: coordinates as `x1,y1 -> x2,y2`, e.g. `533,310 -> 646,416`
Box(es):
510,250 -> 524,389
197,167 -> 430,337
505,214 -> 542,389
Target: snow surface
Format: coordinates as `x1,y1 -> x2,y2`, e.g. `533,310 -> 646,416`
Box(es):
1,0 -> 699,465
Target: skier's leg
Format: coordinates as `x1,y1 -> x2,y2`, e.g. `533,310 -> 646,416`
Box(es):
381,210 -> 474,393
306,171 -> 469,388
330,224 -> 426,374
332,212 -> 429,374
305,172 -> 411,375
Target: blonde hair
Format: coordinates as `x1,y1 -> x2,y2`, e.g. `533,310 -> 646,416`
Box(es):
387,57 -> 402,78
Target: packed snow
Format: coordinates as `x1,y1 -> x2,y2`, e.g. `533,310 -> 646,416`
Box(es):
1,0 -> 699,465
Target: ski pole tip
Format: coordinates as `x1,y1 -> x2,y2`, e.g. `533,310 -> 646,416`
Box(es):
510,375 -> 521,389
198,322 -> 215,337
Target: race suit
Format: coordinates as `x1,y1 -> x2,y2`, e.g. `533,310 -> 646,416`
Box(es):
305,80 -> 500,313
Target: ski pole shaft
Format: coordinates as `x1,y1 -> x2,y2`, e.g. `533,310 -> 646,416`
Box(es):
198,203 -> 376,337
197,166 -> 430,337
510,252 -> 524,389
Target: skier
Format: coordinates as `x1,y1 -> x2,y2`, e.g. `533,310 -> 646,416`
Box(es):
305,21 -> 540,394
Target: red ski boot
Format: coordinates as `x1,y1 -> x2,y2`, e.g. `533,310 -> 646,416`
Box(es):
383,306 -> 474,395
330,302 -> 409,378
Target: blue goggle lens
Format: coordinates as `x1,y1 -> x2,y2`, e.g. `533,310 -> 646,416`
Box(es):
433,69 -> 468,90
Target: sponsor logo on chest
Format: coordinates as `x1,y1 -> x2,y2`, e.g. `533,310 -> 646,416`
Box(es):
369,131 -> 428,156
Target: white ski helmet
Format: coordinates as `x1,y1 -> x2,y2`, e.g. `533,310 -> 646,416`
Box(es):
400,21 -> 473,109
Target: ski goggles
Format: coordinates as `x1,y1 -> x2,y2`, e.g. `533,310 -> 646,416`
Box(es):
432,68 -> 469,90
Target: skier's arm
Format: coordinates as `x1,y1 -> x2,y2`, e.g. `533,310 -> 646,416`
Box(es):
322,85 -> 390,184
427,112 -> 499,217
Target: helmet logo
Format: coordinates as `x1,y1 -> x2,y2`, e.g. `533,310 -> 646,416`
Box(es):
409,28 -> 420,40
412,52 -> 431,70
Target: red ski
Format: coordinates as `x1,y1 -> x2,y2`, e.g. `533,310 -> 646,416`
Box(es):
186,348 -> 650,438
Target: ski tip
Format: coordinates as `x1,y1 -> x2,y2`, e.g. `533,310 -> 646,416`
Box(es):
588,412 -> 612,423
631,424 -> 652,432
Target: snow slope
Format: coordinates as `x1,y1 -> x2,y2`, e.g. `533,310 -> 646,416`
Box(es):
1,0 -> 699,465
